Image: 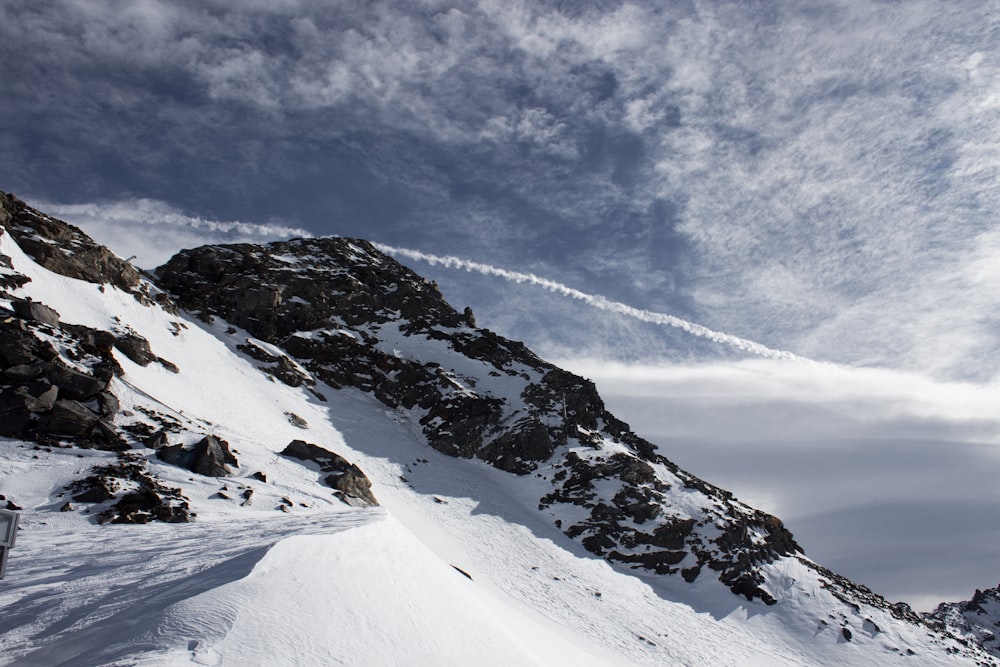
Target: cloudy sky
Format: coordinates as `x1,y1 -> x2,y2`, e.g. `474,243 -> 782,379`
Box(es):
4,0 -> 1000,609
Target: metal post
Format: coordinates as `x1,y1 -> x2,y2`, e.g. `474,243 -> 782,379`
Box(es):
0,509 -> 20,580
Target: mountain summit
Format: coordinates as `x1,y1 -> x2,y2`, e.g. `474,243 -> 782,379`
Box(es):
0,192 -> 995,665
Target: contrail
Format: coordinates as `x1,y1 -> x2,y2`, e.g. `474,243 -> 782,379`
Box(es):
374,244 -> 805,361
39,198 -> 314,239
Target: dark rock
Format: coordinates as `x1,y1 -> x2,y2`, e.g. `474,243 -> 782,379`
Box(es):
0,396 -> 33,436
281,439 -> 378,506
46,361 -> 107,401
157,358 -> 179,373
251,471 -> 267,482
72,477 -> 117,504
90,420 -> 129,451
144,430 -> 170,449
0,318 -> 57,368
842,627 -> 853,641
61,324 -> 116,358
0,192 -> 141,292
59,502 -> 73,512
38,400 -> 100,437
156,435 -> 237,477
114,333 -> 156,366
97,391 -> 119,417
3,362 -> 47,382
477,418 -> 554,475
11,300 -> 60,326
6,500 -> 22,511
70,452 -> 194,523
681,566 -> 701,583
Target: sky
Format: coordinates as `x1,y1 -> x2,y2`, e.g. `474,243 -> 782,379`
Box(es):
3,0 -> 1000,608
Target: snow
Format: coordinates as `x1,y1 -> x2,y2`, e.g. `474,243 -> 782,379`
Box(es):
0,230 -> 990,666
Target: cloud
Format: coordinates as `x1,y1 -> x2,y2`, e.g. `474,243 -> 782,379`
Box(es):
551,356 -> 1000,609
33,197 -> 312,269
6,0 -> 1000,381
377,244 -> 802,360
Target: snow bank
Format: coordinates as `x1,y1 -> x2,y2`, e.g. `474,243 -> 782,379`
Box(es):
114,516 -> 604,666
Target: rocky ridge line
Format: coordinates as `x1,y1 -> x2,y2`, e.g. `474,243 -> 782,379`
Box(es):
0,192 -> 376,521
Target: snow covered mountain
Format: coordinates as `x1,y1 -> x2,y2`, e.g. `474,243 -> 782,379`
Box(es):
0,191 -> 996,666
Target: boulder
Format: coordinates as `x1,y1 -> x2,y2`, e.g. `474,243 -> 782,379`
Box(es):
11,300 -> 60,326
280,440 -> 378,506
46,361 -> 107,401
157,435 -> 238,477
18,382 -> 58,413
38,400 -> 100,437
114,333 -> 157,366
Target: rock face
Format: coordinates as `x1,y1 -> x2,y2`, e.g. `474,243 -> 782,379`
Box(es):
0,192 -> 142,292
0,302 -> 126,450
155,237 -> 804,602
281,440 -> 378,506
927,584 -> 1000,658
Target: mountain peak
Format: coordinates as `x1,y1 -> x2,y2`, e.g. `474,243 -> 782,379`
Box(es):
1,193 -> 995,665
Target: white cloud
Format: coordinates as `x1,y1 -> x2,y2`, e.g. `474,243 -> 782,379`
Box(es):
377,244 -> 802,360
33,198 -> 312,269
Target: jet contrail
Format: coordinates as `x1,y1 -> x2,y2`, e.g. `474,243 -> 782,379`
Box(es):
374,244 -> 805,361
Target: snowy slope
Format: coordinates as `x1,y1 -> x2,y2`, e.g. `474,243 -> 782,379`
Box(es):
0,198 -> 994,665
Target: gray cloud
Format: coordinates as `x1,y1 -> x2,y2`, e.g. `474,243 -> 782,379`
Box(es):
5,0 -> 1000,379
555,357 -> 1000,610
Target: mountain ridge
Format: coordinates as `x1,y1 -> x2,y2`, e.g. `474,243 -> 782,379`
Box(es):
0,191 -> 996,665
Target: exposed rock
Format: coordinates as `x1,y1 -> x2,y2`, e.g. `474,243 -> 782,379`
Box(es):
11,300 -> 60,326
69,452 -> 194,524
156,435 -> 238,477
926,583 -> 1000,658
97,391 -> 119,417
280,439 -> 378,506
38,400 -> 101,437
155,236 -> 808,603
46,361 -> 108,401
157,358 -> 179,373
143,430 -> 170,449
0,192 -> 141,292
114,332 -> 157,366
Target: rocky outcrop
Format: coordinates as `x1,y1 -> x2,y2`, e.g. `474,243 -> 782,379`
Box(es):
69,452 -> 194,524
156,239 -> 561,473
154,237 -> 806,603
280,439 -> 378,506
0,301 -> 127,450
927,584 -> 1000,658
0,192 -> 141,292
156,435 -> 238,477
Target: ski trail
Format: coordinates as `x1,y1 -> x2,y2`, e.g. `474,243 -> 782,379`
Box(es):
375,244 -> 806,362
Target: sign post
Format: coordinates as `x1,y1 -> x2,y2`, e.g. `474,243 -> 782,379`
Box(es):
0,509 -> 20,579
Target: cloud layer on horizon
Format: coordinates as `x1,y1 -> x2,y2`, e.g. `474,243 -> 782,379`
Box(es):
554,356 -> 1000,611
